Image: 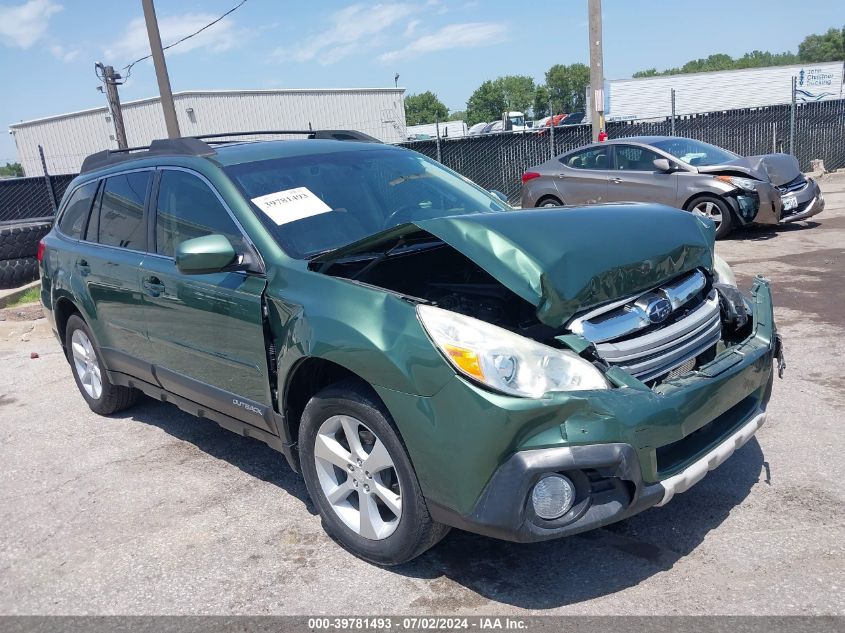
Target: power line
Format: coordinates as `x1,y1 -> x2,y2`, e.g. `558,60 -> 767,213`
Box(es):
122,0 -> 248,81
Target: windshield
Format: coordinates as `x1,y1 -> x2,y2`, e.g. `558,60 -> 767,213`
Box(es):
509,115 -> 525,127
652,138 -> 739,166
224,148 -> 508,259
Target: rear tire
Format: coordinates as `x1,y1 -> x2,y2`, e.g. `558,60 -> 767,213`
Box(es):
685,195 -> 733,239
65,315 -> 139,415
299,379 -> 449,565
536,196 -> 563,208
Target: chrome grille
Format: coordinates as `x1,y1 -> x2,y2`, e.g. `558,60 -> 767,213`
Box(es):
568,270 -> 721,383
777,175 -> 808,195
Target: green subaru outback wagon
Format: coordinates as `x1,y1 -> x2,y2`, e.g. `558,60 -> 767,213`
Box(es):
39,132 -> 783,564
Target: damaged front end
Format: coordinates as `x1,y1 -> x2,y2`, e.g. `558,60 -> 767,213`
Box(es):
311,205 -> 763,392
309,203 -> 782,538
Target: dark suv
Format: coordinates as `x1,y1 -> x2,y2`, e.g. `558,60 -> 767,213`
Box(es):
39,132 -> 782,564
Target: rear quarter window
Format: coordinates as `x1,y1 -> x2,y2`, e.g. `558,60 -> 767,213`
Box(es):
57,181 -> 98,239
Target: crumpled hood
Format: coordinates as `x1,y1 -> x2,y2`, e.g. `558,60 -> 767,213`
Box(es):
413,205 -> 715,327
697,153 -> 801,186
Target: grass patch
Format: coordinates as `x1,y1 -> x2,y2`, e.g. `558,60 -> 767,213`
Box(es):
5,286 -> 40,308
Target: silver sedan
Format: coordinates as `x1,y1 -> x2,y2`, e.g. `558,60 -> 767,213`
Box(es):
520,136 -> 824,238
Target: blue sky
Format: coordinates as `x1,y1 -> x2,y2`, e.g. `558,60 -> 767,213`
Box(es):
0,0 -> 842,162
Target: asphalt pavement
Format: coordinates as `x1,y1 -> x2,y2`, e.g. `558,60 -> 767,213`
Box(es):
1,175 -> 843,616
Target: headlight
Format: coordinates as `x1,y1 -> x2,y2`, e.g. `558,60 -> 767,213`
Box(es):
713,254 -> 737,287
714,175 -> 758,191
417,304 -> 608,398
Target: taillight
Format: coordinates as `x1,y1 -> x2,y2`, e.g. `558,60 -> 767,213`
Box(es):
521,171 -> 541,184
37,240 -> 45,263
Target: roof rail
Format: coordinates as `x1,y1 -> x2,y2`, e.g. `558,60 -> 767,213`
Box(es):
79,129 -> 381,174
80,138 -> 216,174
193,130 -> 382,143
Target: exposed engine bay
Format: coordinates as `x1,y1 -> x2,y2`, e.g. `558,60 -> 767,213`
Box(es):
312,230 -> 753,386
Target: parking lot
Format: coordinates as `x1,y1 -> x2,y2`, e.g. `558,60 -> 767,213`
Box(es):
1,174 -> 844,616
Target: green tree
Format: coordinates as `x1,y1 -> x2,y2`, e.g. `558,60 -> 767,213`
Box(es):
545,63 -> 589,113
449,109 -> 467,121
0,162 -> 23,177
466,80 -> 507,125
799,27 -> 845,62
632,25 -> 844,76
633,68 -> 660,78
404,91 -> 449,126
497,75 -> 535,113
532,85 -> 550,118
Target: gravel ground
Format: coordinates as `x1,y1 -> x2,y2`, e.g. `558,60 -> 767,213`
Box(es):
1,175 -> 843,616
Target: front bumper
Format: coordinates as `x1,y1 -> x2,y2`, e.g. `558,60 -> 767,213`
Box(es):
378,278 -> 779,543
429,403 -> 769,542
780,179 -> 825,223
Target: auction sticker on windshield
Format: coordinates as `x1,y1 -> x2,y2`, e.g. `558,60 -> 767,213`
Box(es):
251,187 -> 332,225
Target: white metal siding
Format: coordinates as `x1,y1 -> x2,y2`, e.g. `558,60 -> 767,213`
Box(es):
605,62 -> 844,121
10,88 -> 406,176
406,120 -> 468,139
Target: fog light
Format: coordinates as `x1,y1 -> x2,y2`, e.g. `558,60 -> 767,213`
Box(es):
531,474 -> 575,520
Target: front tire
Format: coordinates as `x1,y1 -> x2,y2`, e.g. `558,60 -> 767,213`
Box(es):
65,314 -> 139,415
299,379 -> 449,565
686,195 -> 734,239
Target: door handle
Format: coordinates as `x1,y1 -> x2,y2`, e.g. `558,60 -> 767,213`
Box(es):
142,277 -> 166,297
610,177 -> 623,184
78,259 -> 90,276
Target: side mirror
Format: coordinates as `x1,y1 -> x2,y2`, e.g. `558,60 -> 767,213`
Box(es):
489,190 -> 508,203
175,234 -> 237,275
653,158 -> 674,172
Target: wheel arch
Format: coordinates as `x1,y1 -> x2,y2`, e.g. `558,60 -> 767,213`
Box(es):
53,295 -> 83,354
282,357 -> 389,458
536,194 -> 564,207
682,191 -> 731,214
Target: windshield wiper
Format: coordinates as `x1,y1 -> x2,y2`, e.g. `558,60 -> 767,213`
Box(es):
349,237 -> 408,280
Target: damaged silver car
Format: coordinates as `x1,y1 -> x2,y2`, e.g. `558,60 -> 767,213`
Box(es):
520,136 -> 824,238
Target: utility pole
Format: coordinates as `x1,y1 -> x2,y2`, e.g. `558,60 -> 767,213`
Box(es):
96,63 -> 128,149
587,0 -> 604,142
141,0 -> 181,138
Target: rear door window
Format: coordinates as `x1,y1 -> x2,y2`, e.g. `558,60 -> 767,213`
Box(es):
57,181 -> 98,239
154,170 -> 248,258
562,146 -> 613,170
94,172 -> 151,250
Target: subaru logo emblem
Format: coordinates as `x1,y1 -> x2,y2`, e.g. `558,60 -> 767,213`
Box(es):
646,297 -> 672,324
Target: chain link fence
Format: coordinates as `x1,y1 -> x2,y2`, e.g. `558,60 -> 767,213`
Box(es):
2,97 -> 843,220
401,98 -> 845,204
0,174 -> 75,223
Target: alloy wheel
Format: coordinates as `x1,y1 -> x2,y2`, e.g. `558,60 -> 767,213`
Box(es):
691,200 -> 723,226
71,329 -> 102,400
313,415 -> 402,540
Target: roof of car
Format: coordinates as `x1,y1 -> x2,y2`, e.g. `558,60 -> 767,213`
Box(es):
78,130 -> 388,174
212,139 -> 398,167
604,136 -> 673,145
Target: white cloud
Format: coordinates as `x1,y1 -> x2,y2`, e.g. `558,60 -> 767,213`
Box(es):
403,19 -> 421,37
106,12 -> 240,61
380,21 -> 507,62
274,3 -> 419,65
48,43 -> 78,62
0,0 -> 62,48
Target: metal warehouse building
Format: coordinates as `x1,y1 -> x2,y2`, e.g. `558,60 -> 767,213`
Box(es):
9,88 -> 407,176
601,61 -> 844,122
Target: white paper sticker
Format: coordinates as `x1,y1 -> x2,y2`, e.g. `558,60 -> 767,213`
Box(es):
251,187 -> 332,225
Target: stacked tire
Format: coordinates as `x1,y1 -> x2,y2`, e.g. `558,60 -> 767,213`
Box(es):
0,218 -> 51,289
